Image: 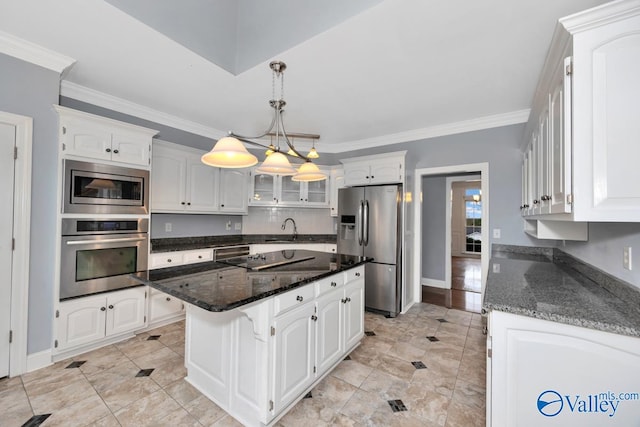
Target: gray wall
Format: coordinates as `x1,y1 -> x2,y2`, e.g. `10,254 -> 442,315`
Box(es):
0,53 -> 61,354
421,176 -> 447,281
151,213 -> 243,239
563,223 -> 640,288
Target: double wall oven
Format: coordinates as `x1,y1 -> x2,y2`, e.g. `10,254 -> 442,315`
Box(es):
60,160 -> 151,300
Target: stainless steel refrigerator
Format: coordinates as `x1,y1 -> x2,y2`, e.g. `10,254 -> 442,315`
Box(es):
337,185 -> 402,317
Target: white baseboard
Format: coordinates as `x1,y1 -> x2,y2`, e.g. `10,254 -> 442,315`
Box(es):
421,278 -> 448,289
26,349 -> 52,373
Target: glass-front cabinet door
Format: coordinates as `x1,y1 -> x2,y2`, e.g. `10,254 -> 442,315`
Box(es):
250,172 -> 277,205
280,176 -> 302,204
305,179 -> 328,206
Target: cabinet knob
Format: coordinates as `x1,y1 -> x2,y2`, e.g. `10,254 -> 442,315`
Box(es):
331,282 -> 337,287
108,304 -> 114,309
347,297 -> 351,303
355,272 -> 361,277
198,255 -> 202,259
187,202 -> 191,205
166,297 -> 171,301
533,199 -> 539,204
311,315 -> 318,321
221,204 -> 224,207
341,298 -> 347,304
365,176 -> 369,179
105,148 -> 111,153
181,202 -> 186,205
113,149 -> 119,154
296,295 -> 304,302
100,306 -> 106,311
523,204 -> 530,209
371,176 -> 374,179
541,195 -> 551,201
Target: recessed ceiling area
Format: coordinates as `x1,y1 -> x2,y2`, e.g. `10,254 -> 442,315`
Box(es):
104,0 -> 384,75
0,0 -> 611,152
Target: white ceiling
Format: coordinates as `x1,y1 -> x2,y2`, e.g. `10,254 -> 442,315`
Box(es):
0,0 -> 611,153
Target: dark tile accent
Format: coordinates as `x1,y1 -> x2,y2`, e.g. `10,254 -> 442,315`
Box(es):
22,414 -> 51,426
343,355 -> 352,360
426,336 -> 440,342
436,318 -> 448,323
136,369 -> 154,377
387,399 -> 407,412
364,331 -> 376,336
147,335 -> 161,341
411,361 -> 427,369
66,361 -> 86,369
304,392 -> 312,399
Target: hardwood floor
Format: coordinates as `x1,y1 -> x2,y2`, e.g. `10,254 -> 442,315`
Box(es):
422,256 -> 482,313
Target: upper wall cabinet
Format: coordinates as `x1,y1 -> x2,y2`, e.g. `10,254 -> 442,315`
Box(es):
340,152 -> 406,187
522,0 -> 640,223
248,167 -> 330,208
151,140 -> 248,214
54,106 -> 157,168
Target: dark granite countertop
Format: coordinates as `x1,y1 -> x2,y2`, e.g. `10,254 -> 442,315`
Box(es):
484,245 -> 640,338
133,250 -> 368,312
150,234 -> 336,253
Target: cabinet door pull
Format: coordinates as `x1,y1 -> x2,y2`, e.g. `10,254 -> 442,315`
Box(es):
355,272 -> 361,277
108,304 -> 114,309
113,149 -> 119,154
100,306 -> 106,311
105,148 -> 111,153
167,259 -> 172,263
166,297 -> 171,301
296,295 -> 304,302
331,281 -> 337,287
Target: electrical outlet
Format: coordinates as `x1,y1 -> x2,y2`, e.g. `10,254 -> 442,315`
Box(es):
623,247 -> 632,270
225,221 -> 232,231
165,223 -> 172,232
493,228 -> 501,239
234,222 -> 242,230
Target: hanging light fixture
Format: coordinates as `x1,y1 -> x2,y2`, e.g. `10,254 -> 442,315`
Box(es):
201,61 -> 326,181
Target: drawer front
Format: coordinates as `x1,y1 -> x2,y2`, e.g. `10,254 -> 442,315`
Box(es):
315,274 -> 345,297
149,290 -> 184,323
344,266 -> 364,283
183,249 -> 213,264
149,252 -> 184,269
274,284 -> 315,316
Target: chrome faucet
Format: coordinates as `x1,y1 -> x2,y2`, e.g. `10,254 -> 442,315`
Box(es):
281,217 -> 298,240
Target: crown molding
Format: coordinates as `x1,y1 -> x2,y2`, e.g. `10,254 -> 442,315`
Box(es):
0,31 -> 76,75
60,81 -> 228,140
560,0 -> 640,34
326,109 -> 530,153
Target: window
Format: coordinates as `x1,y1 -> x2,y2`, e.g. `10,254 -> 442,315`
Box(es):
464,189 -> 481,253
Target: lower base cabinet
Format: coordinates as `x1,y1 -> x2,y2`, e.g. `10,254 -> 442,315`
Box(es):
184,265 -> 365,426
55,287 -> 147,354
488,311 -> 640,426
148,289 -> 185,327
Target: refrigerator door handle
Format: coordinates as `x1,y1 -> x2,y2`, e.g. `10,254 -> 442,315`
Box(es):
358,200 -> 364,246
363,200 -> 370,246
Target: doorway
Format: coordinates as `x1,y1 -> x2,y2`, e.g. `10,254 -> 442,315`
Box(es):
0,111 -> 33,377
413,163 -> 489,313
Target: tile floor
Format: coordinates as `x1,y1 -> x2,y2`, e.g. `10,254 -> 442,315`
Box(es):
0,303 -> 486,426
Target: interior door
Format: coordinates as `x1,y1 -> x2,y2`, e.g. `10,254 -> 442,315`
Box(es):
0,122 -> 15,378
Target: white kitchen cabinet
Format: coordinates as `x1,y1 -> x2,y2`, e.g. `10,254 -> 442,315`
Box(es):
340,152 -> 406,187
56,287 -> 146,352
218,168 -> 249,213
148,289 -> 185,327
488,310 -> 640,426
184,267 -> 364,426
149,248 -> 213,270
522,1 -> 640,224
272,299 -> 316,413
329,167 -> 345,217
152,141 -> 219,213
249,168 -> 329,208
55,105 -> 156,168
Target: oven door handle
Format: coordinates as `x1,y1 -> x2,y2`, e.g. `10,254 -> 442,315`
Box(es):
65,237 -> 147,245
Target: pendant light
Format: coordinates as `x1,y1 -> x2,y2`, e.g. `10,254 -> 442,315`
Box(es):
201,61 -> 326,181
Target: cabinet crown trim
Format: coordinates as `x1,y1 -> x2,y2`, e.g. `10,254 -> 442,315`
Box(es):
339,151 -> 406,164
54,105 -> 158,137
560,0 -> 640,34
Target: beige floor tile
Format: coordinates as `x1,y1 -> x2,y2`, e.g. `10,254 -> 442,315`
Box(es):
402,385 -> 451,426
0,376 -> 23,392
86,359 -> 141,394
386,341 -> 426,363
0,384 -> 33,427
444,399 -> 486,427
452,378 -> 485,409
131,345 -> 180,368
444,309 -> 473,326
183,394 -> 228,425
86,413 -> 122,427
22,362 -> 85,397
76,345 -> 130,377
148,356 -> 187,388
163,378 -> 203,406
411,368 -> 457,398
330,359 -> 374,388
375,354 -> 416,382
39,393 -> 111,426
339,388 -> 389,422
113,389 -> 181,426
157,328 -> 185,346
312,375 -> 358,409
115,335 -> 166,360
211,414 -> 245,426
29,377 -> 98,413
155,406 -> 201,426
99,376 -> 161,412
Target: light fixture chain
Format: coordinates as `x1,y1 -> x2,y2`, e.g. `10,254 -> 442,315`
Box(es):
280,71 -> 284,101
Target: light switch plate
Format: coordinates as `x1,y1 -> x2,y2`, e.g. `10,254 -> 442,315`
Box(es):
623,247 -> 632,270
493,228 -> 501,239
234,222 -> 242,230
165,223 -> 172,232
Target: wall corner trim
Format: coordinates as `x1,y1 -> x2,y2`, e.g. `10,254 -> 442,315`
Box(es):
26,349 -> 53,373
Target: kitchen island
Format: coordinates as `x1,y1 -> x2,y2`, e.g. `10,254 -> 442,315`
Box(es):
483,245 -> 640,426
135,250 -> 368,427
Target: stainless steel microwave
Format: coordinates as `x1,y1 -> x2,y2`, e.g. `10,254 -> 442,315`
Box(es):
62,159 -> 149,215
